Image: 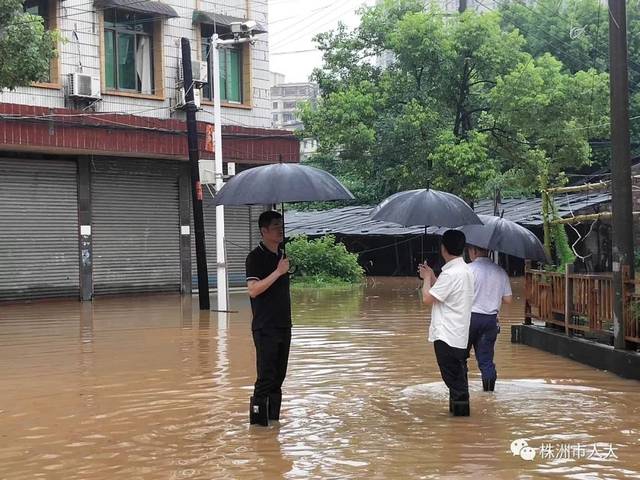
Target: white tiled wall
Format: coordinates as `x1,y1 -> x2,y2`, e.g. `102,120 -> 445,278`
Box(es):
0,0 -> 271,128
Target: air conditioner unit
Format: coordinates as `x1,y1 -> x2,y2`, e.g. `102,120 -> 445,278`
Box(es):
192,60 -> 208,85
68,72 -> 101,99
179,60 -> 208,85
175,84 -> 202,110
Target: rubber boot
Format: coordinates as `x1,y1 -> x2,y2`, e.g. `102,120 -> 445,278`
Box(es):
452,401 -> 470,417
268,392 -> 282,421
250,396 -> 269,426
482,378 -> 496,392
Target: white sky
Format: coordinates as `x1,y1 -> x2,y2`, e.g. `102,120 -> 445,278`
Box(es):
267,0 -> 376,83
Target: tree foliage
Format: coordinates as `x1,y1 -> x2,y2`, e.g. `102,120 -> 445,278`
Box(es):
301,0 -> 611,205
0,0 -> 57,90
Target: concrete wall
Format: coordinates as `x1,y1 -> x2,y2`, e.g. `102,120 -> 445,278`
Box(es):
0,0 -> 271,128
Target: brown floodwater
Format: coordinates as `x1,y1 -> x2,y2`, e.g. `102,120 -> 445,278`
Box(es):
1,277 -> 639,479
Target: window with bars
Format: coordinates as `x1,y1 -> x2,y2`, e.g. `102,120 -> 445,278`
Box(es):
104,9 -> 155,94
201,33 -> 243,104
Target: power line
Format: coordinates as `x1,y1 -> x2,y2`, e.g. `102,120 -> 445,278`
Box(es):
271,49 -> 318,55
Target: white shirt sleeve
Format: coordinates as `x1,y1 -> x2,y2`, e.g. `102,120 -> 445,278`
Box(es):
503,272 -> 512,297
429,271 -> 453,303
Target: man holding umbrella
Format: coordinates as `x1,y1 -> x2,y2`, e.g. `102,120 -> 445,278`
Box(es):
246,211 -> 291,426
419,230 -> 475,417
467,246 -> 512,392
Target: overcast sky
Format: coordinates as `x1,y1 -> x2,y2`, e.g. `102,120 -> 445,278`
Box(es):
267,0 -> 376,84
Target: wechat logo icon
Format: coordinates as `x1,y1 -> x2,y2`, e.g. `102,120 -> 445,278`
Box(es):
511,439 -> 537,461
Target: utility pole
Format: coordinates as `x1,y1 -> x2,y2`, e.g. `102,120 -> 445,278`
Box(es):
209,25 -> 260,311
608,0 -> 634,350
459,0 -> 467,13
211,34 -> 229,312
181,38 -> 210,310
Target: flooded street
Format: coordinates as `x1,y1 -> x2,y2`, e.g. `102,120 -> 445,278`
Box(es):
1,277 -> 639,479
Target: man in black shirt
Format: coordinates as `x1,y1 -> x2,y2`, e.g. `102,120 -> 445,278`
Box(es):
245,210 -> 292,426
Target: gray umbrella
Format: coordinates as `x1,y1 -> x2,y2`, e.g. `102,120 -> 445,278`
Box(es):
438,214 -> 548,262
212,163 -> 354,205
370,189 -> 482,227
370,188 -> 482,261
212,163 -> 354,255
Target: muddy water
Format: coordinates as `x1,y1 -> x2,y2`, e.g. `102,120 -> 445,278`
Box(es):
1,277 -> 639,479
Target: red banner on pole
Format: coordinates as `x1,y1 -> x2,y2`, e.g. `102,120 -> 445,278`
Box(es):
205,124 -> 215,152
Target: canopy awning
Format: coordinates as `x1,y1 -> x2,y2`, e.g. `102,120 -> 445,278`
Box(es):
192,10 -> 267,34
95,0 -> 178,18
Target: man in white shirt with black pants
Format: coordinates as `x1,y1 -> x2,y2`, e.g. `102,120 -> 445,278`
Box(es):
467,246 -> 512,392
419,230 -> 475,417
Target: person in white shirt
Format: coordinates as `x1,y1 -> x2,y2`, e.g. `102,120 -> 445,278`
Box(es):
419,230 -> 475,417
467,246 -> 513,392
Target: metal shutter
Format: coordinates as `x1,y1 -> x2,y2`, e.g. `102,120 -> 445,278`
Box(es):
92,158 -> 182,295
0,158 -> 79,301
191,190 -> 264,288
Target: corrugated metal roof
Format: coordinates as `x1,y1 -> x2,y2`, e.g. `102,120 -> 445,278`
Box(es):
285,191 -> 611,237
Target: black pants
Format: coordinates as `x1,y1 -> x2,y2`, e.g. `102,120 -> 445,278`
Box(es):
253,328 -> 291,401
434,340 -> 469,403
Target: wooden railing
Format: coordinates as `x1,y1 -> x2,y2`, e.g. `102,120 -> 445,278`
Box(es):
525,263 -> 639,345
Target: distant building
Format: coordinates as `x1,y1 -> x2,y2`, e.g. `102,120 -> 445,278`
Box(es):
270,76 -> 319,161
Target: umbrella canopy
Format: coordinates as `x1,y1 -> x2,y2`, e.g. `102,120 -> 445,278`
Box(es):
212,163 -> 354,206
438,214 -> 548,262
370,189 -> 482,228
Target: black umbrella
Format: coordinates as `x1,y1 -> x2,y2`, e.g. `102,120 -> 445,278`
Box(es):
370,188 -> 482,260
213,163 -> 354,206
213,163 -> 354,253
370,189 -> 482,227
437,214 -> 548,262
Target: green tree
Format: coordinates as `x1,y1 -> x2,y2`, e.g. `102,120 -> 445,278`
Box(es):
498,0 -> 640,165
302,0 -> 612,207
0,0 -> 57,90
302,2 -> 526,204
486,53 -> 609,188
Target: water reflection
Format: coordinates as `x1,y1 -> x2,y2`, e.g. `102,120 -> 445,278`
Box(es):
0,277 -> 638,479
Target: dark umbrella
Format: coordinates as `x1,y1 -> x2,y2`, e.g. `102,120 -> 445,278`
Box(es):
213,163 -> 354,253
438,214 -> 548,262
213,163 -> 354,206
370,188 -> 482,260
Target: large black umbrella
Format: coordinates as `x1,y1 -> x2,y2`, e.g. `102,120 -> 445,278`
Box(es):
213,163 -> 354,253
213,163 -> 354,206
438,214 -> 548,262
370,189 -> 482,260
370,189 -> 482,228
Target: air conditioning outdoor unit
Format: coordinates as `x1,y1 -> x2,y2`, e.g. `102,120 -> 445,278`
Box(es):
175,84 -> 202,110
68,72 -> 101,99
179,60 -> 208,85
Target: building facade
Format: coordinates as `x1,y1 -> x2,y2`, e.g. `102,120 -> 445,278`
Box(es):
270,79 -> 318,161
0,0 -> 299,301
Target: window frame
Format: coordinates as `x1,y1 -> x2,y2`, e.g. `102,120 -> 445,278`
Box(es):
99,8 -> 165,100
103,9 -> 154,94
199,23 -> 252,110
25,0 -> 60,88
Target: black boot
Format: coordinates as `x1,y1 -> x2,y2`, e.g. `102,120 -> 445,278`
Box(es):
250,396 -> 269,426
268,393 -> 282,421
482,378 -> 496,392
452,400 -> 470,417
